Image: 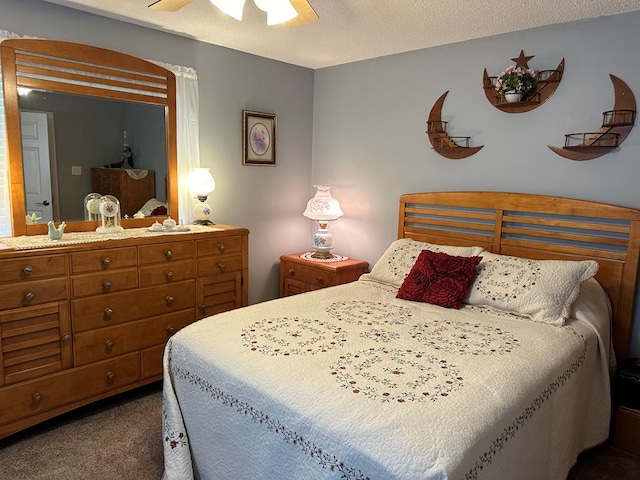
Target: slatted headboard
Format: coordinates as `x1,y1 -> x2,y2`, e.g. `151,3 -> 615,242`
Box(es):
398,191 -> 640,362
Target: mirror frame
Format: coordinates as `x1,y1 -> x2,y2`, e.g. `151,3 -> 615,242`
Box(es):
1,39 -> 178,236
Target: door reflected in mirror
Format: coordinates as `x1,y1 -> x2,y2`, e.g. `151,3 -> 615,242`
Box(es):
19,90 -> 167,222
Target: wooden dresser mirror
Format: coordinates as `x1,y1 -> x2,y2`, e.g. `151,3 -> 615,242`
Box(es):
0,39 -> 178,236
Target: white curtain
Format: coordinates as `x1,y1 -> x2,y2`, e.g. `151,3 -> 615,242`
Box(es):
0,30 -> 28,237
152,61 -> 200,224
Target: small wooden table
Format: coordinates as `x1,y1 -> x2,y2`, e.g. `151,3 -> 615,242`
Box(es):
279,252 -> 369,297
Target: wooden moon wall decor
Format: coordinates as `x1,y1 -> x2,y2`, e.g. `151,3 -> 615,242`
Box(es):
426,91 -> 483,159
548,75 -> 636,161
483,51 -> 564,114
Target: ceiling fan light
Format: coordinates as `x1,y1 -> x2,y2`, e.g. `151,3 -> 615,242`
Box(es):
210,0 -> 246,21
254,0 -> 298,25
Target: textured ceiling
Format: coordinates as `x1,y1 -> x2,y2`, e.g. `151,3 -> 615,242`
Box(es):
41,0 -> 640,69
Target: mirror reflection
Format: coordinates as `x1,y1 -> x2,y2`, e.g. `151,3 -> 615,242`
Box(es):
18,90 -> 167,222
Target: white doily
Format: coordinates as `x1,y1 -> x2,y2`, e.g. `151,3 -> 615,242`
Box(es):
0,225 -> 224,250
300,252 -> 349,263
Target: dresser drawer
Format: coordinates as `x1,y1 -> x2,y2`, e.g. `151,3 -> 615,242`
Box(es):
70,247 -> 137,274
0,255 -> 66,283
138,241 -> 194,265
197,254 -> 243,277
0,353 -> 140,426
141,344 -> 165,379
0,278 -> 68,310
74,309 -> 195,365
139,260 -> 195,287
71,280 -> 196,332
197,235 -> 243,257
71,268 -> 138,298
282,261 -> 333,288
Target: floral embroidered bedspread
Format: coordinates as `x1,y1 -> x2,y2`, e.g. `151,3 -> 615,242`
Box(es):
162,278 -> 611,480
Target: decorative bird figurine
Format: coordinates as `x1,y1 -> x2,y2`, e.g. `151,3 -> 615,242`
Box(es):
47,221 -> 66,240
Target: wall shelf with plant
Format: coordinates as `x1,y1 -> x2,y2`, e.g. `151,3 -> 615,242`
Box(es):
483,51 -> 564,113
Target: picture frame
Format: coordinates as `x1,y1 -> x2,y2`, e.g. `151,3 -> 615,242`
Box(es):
242,110 -> 277,166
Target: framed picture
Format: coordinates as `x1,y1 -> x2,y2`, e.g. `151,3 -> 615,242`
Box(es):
242,110 -> 276,166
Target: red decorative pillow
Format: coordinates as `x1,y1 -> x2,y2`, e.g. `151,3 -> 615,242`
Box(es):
150,205 -> 168,216
396,250 -> 482,309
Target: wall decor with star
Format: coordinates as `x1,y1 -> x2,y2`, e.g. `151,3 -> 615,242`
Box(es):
482,50 -> 564,114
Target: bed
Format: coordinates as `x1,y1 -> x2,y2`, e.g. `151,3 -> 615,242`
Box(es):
162,191 -> 640,480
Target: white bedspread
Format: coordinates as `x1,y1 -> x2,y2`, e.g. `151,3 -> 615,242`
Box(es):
162,278 -> 612,480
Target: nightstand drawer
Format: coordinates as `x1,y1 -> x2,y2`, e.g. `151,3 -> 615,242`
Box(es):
70,247 -> 137,274
282,261 -> 333,288
279,253 -> 369,298
0,255 -> 66,283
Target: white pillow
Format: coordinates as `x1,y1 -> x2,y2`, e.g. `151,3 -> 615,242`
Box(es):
360,238 -> 484,288
465,251 -> 599,325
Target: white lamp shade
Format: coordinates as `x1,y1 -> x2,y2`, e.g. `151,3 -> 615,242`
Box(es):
210,0 -> 246,20
254,0 -> 298,25
303,185 -> 343,222
188,168 -> 216,197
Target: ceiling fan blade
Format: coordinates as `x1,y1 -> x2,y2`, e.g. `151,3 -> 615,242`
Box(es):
286,0 -> 318,27
148,0 -> 194,11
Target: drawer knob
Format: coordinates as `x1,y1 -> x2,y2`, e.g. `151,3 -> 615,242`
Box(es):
167,325 -> 176,335
23,265 -> 33,275
218,243 -> 226,252
103,280 -> 113,290
288,269 -> 295,276
165,249 -> 173,259
316,277 -> 324,285
106,372 -> 115,382
33,393 -> 43,403
199,303 -> 206,311
166,295 -> 175,305
104,307 -> 114,318
166,270 -> 174,280
24,291 -> 35,302
105,340 -> 115,350
218,262 -> 226,272
102,257 -> 111,267
62,334 -> 71,342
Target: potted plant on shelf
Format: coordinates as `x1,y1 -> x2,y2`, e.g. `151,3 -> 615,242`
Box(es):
495,65 -> 537,103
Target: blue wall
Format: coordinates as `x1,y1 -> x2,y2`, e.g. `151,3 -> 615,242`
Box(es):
312,12 -> 640,357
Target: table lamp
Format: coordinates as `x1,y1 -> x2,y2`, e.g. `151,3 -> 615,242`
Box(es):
303,185 -> 344,259
188,167 -> 216,225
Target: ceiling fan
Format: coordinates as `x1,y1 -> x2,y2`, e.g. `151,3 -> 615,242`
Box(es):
148,0 -> 318,27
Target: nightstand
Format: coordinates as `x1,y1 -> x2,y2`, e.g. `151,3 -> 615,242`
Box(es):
280,253 -> 369,297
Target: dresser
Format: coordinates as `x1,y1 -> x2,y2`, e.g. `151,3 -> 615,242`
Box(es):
0,224 -> 248,439
91,168 -> 156,217
280,253 -> 369,297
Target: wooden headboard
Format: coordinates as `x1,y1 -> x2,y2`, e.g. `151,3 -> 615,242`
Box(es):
398,191 -> 640,362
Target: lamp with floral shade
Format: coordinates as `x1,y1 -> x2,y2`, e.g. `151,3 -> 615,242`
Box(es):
188,168 -> 216,225
303,185 -> 344,259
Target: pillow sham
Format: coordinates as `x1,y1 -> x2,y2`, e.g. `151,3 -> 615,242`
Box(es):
360,238 -> 484,288
465,251 -> 599,325
397,250 -> 482,309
